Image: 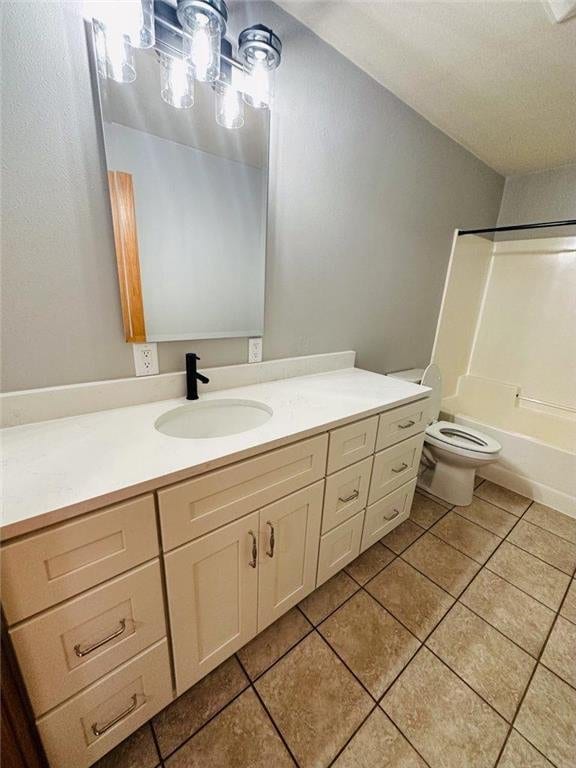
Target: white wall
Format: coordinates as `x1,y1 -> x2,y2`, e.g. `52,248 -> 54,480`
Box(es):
0,1 -> 504,391
104,123 -> 266,341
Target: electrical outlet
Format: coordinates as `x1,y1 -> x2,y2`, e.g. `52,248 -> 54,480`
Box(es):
248,337 -> 263,363
132,343 -> 159,376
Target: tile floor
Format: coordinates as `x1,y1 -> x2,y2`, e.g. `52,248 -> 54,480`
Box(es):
95,480 -> 576,768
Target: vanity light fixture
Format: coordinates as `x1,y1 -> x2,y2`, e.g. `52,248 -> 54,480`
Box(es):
238,25 -> 282,109
91,0 -> 281,129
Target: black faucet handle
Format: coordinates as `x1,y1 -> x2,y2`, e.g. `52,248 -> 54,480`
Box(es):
186,352 -> 200,361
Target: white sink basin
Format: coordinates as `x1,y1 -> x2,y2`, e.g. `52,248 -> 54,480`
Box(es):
155,399 -> 273,439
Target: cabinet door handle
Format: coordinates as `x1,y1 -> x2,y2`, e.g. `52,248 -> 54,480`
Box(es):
392,462 -> 409,474
384,509 -> 400,521
248,530 -> 258,568
91,694 -> 138,737
398,420 -> 415,429
74,619 -> 127,658
338,489 -> 359,504
266,521 -> 275,558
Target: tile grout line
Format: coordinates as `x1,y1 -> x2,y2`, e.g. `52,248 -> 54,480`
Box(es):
153,682 -> 251,764
397,502 -> 573,614
234,653 -> 302,768
489,554 -> 576,768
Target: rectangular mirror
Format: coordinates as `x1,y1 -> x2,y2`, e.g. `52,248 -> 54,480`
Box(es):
92,42 -> 269,342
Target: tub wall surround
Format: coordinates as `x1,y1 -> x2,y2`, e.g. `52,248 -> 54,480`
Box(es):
0,0 -> 503,392
432,234 -> 576,516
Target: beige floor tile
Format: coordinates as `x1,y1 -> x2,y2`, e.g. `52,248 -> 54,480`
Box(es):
382,647 -> 508,768
93,725 -> 159,768
427,603 -> 535,721
560,579 -> 576,624
461,569 -> 555,657
237,608 -> 312,680
402,532 -> 481,597
165,688 -> 294,768
366,558 -> 454,640
454,497 -> 517,537
541,616 -> 576,688
508,520 -> 576,575
256,632 -> 372,768
409,492 -> 448,529
381,519 -> 425,554
524,503 -> 576,544
319,591 -> 420,699
333,708 -> 427,768
475,481 -> 531,516
152,656 -> 248,757
299,570 -> 359,625
431,511 -> 501,563
416,488 -> 453,508
498,730 -> 555,768
487,542 -> 570,610
344,543 -> 395,585
516,665 -> 576,768
475,477 -> 485,488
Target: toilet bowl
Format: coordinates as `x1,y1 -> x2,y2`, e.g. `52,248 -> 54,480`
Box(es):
390,364 -> 501,506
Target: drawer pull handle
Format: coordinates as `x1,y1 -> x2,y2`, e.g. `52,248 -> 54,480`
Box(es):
398,420 -> 415,429
91,693 -> 138,737
266,521 -> 275,558
248,530 -> 258,568
392,462 -> 409,474
74,619 -> 127,658
384,509 -> 400,521
339,489 -> 360,504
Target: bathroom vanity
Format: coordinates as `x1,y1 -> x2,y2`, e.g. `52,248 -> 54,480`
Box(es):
1,362 -> 430,768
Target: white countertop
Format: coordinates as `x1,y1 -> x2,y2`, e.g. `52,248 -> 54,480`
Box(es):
1,367 -> 429,540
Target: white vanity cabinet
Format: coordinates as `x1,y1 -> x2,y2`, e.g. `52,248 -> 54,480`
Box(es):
0,392 -> 429,768
165,481 -> 324,693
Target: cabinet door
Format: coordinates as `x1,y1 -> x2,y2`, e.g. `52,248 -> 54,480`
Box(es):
165,512 -> 259,694
258,482 -> 324,631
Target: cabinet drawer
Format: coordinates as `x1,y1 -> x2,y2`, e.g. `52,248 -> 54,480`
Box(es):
158,434 -> 328,551
316,510 -> 364,587
376,399 -> 430,451
36,639 -> 172,768
322,457 -> 373,534
361,479 -> 417,552
10,560 -> 166,716
1,495 -> 158,624
368,434 -> 425,505
327,416 -> 378,474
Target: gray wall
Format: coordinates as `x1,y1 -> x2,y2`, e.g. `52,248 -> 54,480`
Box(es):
497,164 -> 576,226
1,1 -> 504,392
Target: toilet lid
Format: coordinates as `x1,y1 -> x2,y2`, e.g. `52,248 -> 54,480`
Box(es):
420,363 -> 442,423
426,420 -> 501,454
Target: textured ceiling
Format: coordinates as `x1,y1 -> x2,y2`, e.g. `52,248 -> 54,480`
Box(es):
278,1 -> 576,175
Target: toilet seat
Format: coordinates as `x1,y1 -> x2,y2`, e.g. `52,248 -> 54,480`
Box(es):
425,420 -> 501,455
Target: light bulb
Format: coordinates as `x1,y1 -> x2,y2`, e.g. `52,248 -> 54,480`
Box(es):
182,9 -> 222,82
215,82 -> 244,129
244,52 -> 274,109
160,54 -> 194,109
92,19 -> 136,84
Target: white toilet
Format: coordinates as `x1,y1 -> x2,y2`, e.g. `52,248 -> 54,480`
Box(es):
390,364 -> 501,506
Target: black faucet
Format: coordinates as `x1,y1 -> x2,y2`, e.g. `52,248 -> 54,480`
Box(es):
186,353 -> 210,400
